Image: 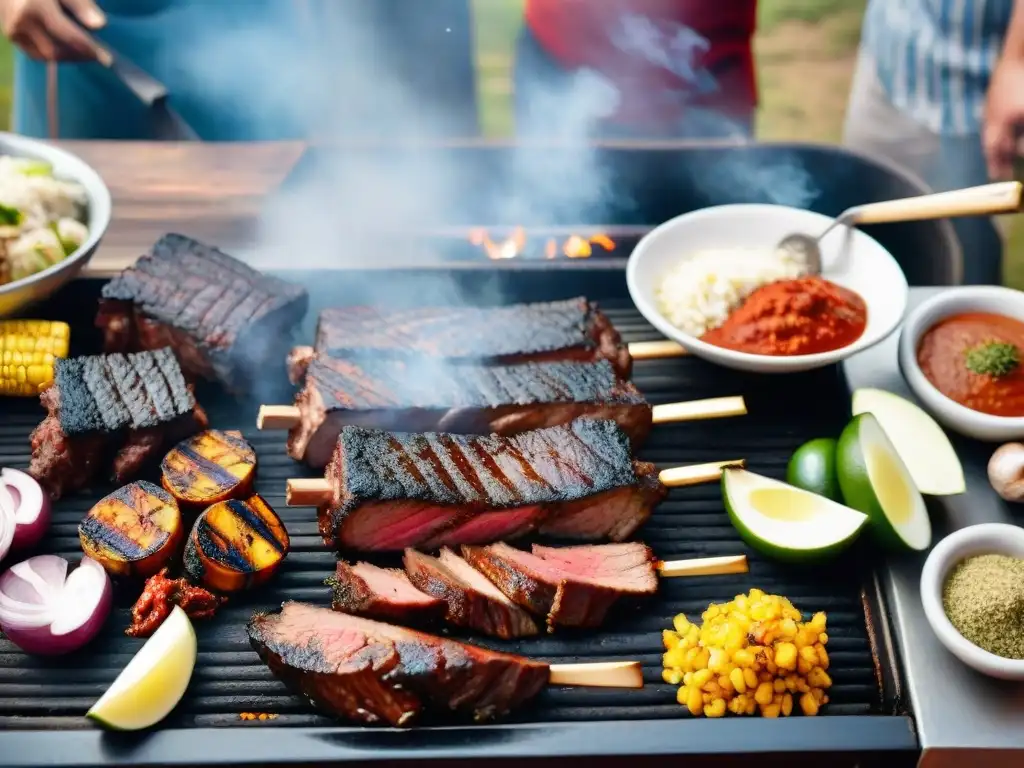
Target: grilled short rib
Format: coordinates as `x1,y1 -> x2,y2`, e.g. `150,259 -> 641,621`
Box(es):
247,601 -> 549,726
288,357 -> 651,468
286,297 -> 631,384
463,542 -> 657,629
97,233 -> 308,394
29,348 -> 207,499
404,548 -> 539,639
328,561 -> 445,623
316,419 -> 666,551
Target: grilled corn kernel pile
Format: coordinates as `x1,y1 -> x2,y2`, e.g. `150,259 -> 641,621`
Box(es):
0,320 -> 70,396
662,589 -> 831,718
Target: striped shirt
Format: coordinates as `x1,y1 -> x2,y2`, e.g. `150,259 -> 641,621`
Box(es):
863,0 -> 1014,135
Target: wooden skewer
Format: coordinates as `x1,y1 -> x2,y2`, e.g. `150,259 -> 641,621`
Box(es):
548,661 -> 644,689
286,458 -> 744,507
656,554 -> 748,578
259,395 -> 746,432
627,340 -> 688,360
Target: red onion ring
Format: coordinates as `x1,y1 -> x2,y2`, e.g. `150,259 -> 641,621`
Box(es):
0,556 -> 112,655
0,469 -> 50,564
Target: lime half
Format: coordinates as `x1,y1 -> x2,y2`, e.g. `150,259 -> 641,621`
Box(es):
87,605 -> 197,730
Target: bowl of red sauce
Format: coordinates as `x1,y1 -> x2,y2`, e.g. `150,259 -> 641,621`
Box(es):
626,204 -> 909,373
900,286 -> 1024,441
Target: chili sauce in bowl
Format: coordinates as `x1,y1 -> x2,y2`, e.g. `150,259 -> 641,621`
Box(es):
900,286 -> 1024,441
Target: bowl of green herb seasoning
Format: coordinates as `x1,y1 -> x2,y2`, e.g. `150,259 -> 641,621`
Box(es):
899,286 -> 1024,442
921,523 -> 1024,679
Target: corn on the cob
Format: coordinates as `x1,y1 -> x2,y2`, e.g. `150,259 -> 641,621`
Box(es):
0,320 -> 70,396
663,588 -> 831,718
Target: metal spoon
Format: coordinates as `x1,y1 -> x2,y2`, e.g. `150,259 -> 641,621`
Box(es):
777,181 -> 1024,274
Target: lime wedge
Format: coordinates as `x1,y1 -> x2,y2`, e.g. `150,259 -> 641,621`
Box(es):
87,606 -> 196,730
837,413 -> 932,551
851,388 -> 965,495
722,468 -> 868,562
786,437 -> 840,501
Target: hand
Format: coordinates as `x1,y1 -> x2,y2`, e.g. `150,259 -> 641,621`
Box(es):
0,0 -> 108,63
984,55 -> 1024,180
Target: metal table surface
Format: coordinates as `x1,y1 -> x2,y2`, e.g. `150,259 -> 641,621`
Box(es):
843,287 -> 1024,768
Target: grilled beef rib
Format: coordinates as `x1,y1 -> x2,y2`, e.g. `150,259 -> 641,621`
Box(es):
248,601 -> 549,726
287,297 -> 630,383
97,233 -> 308,394
462,542 -> 657,629
328,561 -> 445,623
315,419 -> 665,551
288,357 -> 651,468
28,347 -> 207,500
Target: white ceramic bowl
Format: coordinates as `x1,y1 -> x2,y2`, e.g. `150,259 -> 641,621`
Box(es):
920,523 -> 1024,680
899,286 -> 1024,442
626,204 -> 909,373
0,133 -> 111,317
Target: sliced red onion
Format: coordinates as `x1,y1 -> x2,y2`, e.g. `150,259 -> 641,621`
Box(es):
0,556 -> 112,655
4,469 -> 50,552
0,481 -> 14,564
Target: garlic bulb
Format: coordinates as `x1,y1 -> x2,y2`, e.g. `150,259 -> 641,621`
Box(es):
987,443 -> 1024,502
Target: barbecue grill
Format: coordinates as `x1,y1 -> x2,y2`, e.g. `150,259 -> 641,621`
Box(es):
3,262 -> 915,768
263,141 -> 964,285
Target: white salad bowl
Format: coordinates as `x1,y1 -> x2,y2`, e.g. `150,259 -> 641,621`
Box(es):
0,133 -> 111,317
626,204 -> 909,373
899,286 -> 1024,442
920,523 -> 1024,680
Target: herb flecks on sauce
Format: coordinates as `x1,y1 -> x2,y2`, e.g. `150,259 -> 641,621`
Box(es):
965,340 -> 1020,377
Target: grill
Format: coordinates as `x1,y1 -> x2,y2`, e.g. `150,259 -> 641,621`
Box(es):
1,267 -> 916,766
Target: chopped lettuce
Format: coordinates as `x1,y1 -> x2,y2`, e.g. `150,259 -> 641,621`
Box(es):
11,159 -> 53,177
0,204 -> 23,227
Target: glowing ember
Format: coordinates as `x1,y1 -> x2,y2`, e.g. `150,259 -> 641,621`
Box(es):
470,229 -> 616,260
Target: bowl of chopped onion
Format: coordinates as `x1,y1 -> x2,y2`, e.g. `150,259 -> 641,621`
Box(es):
626,204 -> 908,373
0,133 -> 111,317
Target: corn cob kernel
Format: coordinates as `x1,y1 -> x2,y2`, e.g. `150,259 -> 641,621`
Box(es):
0,320 -> 70,396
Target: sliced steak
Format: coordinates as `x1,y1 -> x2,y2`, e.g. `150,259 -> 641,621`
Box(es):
295,297 -> 630,378
316,419 -> 659,551
462,542 -> 657,629
404,548 -> 539,639
328,561 -> 444,623
248,601 -> 549,726
28,348 -> 207,500
97,233 -> 308,394
288,357 -> 651,468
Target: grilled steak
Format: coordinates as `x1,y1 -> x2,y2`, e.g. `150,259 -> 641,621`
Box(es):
28,348 -> 207,500
96,233 -> 308,394
288,357 -> 651,468
404,548 -> 539,639
328,561 -> 445,623
462,542 -> 657,629
248,601 -> 549,726
286,298 -> 630,384
316,419 -> 666,551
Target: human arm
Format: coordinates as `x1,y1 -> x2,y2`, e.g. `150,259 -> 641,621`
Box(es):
983,0 -> 1024,179
0,0 -> 109,62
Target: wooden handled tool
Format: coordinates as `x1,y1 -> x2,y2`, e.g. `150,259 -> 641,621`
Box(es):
549,661 -> 644,689
285,457 -> 745,507
258,395 -> 746,432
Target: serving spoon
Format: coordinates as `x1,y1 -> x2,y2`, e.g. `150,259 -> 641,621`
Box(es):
777,181 -> 1024,274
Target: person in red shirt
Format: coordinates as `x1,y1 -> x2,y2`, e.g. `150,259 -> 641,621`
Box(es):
515,0 -> 758,138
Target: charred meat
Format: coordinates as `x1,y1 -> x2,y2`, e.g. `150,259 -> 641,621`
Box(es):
328,561 -> 445,623
287,297 -> 630,383
316,419 -> 666,551
404,548 -> 539,639
462,542 -> 657,630
29,348 -> 207,499
97,233 -> 308,393
248,601 -> 550,726
288,357 -> 651,468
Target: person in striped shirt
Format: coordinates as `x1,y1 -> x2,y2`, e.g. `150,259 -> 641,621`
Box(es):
843,0 -> 1023,285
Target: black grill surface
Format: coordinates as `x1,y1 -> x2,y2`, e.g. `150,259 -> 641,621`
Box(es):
0,270 -> 912,764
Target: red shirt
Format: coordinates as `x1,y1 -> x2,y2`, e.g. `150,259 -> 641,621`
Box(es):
525,0 -> 757,130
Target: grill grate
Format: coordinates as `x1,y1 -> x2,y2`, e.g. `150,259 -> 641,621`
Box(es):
0,295 -> 888,733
